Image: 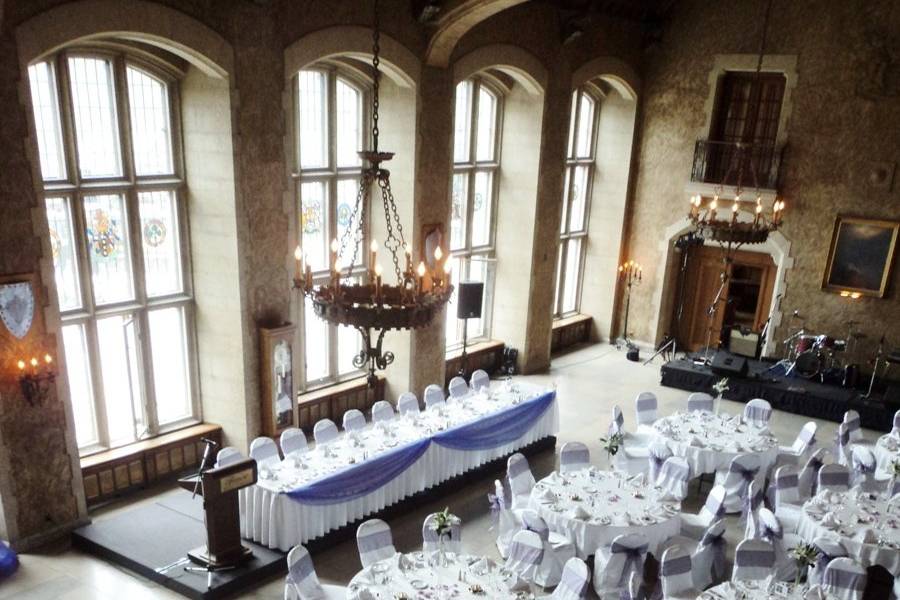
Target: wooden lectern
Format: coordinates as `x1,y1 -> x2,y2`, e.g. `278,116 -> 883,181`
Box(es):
178,458 -> 257,569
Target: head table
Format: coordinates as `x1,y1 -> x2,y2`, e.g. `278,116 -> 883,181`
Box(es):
347,552 -> 534,599
528,468 -> 680,558
243,382 -> 559,550
797,488 -> 900,577
652,411 -> 779,476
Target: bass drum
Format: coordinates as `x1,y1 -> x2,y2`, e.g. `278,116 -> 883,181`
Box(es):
794,350 -> 823,379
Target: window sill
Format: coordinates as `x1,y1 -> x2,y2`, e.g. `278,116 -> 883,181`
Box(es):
445,339 -> 503,360
298,374 -> 384,406
80,422 -> 218,467
552,313 -> 592,329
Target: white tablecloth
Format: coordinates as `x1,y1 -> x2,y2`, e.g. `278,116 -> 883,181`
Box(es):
652,411 -> 779,476
701,581 -> 836,600
874,434 -> 900,473
528,468 -> 680,558
347,552 -> 533,599
245,383 -> 559,550
797,489 -> 900,576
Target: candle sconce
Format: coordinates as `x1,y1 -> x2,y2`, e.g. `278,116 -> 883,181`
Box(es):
16,354 -> 56,406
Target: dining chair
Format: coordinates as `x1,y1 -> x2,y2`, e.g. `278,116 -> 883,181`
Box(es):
822,557 -> 866,600
448,376 -> 468,399
656,456 -> 691,501
397,392 -> 419,416
356,519 -> 397,568
692,519 -> 727,590
520,510 -> 576,566
549,557 -> 589,600
371,400 -> 395,424
686,392 -> 713,413
592,532 -> 649,599
680,484 -> 726,540
634,392 -> 658,430
798,447 -> 830,499
215,446 -> 243,468
758,507 -> 799,581
741,479 -> 765,539
249,436 -> 281,467
421,512 -> 462,555
807,537 -> 847,587
505,529 -> 544,584
817,464 -> 850,493
648,440 -> 673,483
342,409 -> 366,432
731,538 -> 774,582
470,369 -> 490,391
559,441 -> 590,473
777,421 -> 817,467
719,453 -> 761,513
313,419 -> 339,445
491,479 -> 520,559
660,545 -> 698,600
771,465 -> 802,533
423,384 -> 445,409
280,428 -> 309,457
284,543 -> 345,599
742,398 -> 772,427
507,453 -> 536,512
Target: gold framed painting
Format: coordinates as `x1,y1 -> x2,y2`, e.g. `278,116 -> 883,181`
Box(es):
822,216 -> 899,298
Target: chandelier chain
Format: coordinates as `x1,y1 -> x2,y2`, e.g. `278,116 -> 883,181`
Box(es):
371,0 -> 381,154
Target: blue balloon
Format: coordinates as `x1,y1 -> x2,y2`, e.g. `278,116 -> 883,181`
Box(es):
0,540 -> 18,579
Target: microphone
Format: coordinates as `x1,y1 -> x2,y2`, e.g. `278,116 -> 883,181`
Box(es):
201,438 -> 218,448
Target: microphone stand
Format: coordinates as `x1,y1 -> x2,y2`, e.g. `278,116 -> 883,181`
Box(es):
184,438 -> 233,588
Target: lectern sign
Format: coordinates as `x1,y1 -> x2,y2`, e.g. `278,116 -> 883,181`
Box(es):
220,468 -> 255,494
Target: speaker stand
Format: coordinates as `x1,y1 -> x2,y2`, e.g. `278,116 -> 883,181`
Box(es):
458,317 -> 469,376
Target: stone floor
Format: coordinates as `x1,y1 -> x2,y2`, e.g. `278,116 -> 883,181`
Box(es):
0,343 -> 878,599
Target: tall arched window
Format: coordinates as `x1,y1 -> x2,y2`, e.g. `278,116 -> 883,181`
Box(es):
28,51 -> 197,454
295,68 -> 367,389
554,88 -> 598,317
447,78 -> 500,348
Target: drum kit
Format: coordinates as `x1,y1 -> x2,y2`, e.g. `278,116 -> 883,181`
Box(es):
779,312 -> 865,384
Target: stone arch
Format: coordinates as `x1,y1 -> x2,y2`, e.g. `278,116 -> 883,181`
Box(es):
14,0 -> 233,77
452,44 -> 547,95
572,56 -> 641,100
425,0 -> 529,68
284,26 -> 420,88
650,217 -> 794,356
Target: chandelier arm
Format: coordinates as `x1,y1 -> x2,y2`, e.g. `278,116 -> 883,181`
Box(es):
378,177 -> 404,281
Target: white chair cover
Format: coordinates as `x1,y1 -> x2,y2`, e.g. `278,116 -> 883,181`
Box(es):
778,421 -> 817,467
892,408 -> 900,436
448,376 -> 468,399
422,512 -> 462,556
250,436 -> 281,467
284,544 -> 326,600
491,479 -> 520,558
507,453 -> 535,511
505,530 -> 544,583
660,546 -> 695,599
656,456 -> 690,501
741,480 -> 765,539
634,392 -> 658,428
397,392 -> 419,415
680,485 -> 727,540
550,557 -> 589,600
356,519 -> 396,568
822,557 -> 866,600
818,464 -> 850,493
798,448 -> 829,499
519,511 -> 566,587
559,441 -> 590,473
692,519 -> 727,591
371,400 -> 395,423
592,533 -> 649,598
648,440 -> 673,483
834,421 -> 851,466
772,465 -> 802,533
721,454 -> 761,513
470,369 -> 490,391
808,537 -> 847,587
609,404 -> 625,436
622,572 -> 643,600
313,419 -> 339,445
758,508 -> 796,581
732,538 -> 775,582
687,392 -> 714,413
850,446 -> 877,490
280,428 -> 309,458
216,446 -> 243,468
743,399 -> 772,427
424,384 -> 445,409
342,409 -> 366,432
843,410 -> 863,443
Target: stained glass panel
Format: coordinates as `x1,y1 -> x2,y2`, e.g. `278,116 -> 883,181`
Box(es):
453,81 -> 472,163
471,171 -> 492,247
450,173 -> 468,251
45,197 -> 81,311
139,190 -> 181,297
337,178 -> 363,268
127,66 -> 173,176
335,78 -> 361,168
148,307 -> 191,425
475,87 -> 497,162
568,165 -> 589,232
83,194 -> 133,304
62,324 -> 98,447
68,56 -> 122,178
298,70 -> 328,169
300,181 -> 327,271
27,62 -> 66,181
96,314 -> 142,446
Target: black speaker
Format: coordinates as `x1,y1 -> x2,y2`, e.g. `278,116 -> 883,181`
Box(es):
457,281 -> 484,319
710,351 -> 748,378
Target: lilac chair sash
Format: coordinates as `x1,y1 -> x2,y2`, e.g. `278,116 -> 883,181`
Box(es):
649,444 -> 671,482
556,561 -> 588,597
777,473 -> 799,489
806,456 -> 825,496
704,490 -> 727,518
825,569 -> 865,591
357,529 -> 394,554
561,448 -> 590,467
736,548 -> 774,568
820,470 -> 849,487
611,542 -> 648,586
744,404 -> 771,424
700,530 -> 727,579
661,554 -> 691,576
636,397 -> 656,412
286,551 -> 315,585
760,521 -> 783,542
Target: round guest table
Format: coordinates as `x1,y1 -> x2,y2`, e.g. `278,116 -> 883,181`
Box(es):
346,552 -> 534,599
797,488 -> 900,577
700,581 -> 837,599
651,411 -> 779,476
873,433 -> 900,473
528,468 -> 680,559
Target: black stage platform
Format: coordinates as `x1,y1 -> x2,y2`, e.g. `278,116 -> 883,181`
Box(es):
73,489 -> 285,600
660,354 -> 895,432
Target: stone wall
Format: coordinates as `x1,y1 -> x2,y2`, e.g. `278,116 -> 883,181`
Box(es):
625,0 -> 900,366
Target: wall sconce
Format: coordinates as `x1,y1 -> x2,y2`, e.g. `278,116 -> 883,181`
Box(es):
16,354 -> 56,406
839,290 -> 862,299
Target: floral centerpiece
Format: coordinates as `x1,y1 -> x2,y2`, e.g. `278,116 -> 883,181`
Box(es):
599,431 -> 624,467
711,377 -> 729,414
790,543 -> 818,586
432,506 -> 453,566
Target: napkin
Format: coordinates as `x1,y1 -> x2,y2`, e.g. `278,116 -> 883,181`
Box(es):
629,474 -> 645,486
820,512 -> 840,529
570,505 -> 591,520
540,488 -> 558,503
856,528 -> 879,544
507,577 -> 531,592
472,557 -> 491,574
805,585 -> 826,600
